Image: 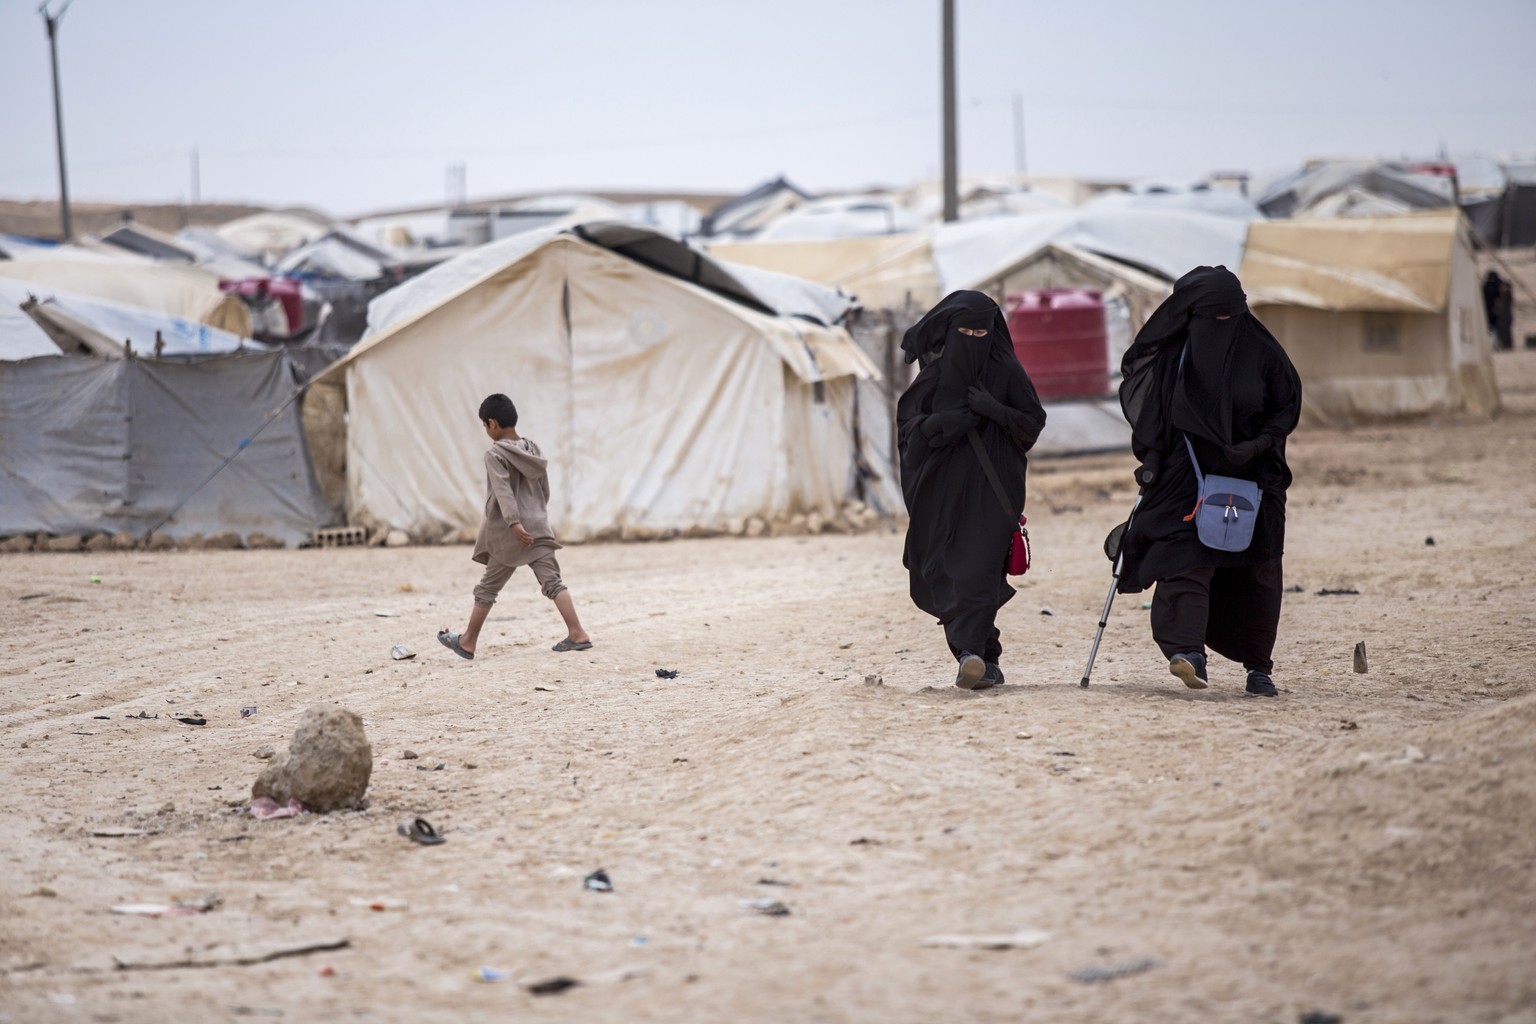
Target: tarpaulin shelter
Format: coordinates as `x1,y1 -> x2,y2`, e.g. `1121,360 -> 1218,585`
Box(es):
0,259 -> 251,337
214,212 -> 332,262
0,350 -> 331,545
932,205 -> 1255,297
317,229 -> 889,541
1239,211 -> 1498,423
708,234 -> 941,313
16,284 -> 261,359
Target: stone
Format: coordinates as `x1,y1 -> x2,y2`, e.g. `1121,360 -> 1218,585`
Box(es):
246,532 -> 285,550
146,532 -> 177,551
783,514 -> 810,536
84,533 -> 114,553
47,535 -> 83,552
744,517 -> 767,538
179,533 -> 207,551
0,535 -> 34,553
726,517 -> 747,537
254,745 -> 276,759
806,512 -> 825,535
252,706 -> 372,813
203,531 -> 243,550
385,530 -> 410,548
110,531 -> 138,551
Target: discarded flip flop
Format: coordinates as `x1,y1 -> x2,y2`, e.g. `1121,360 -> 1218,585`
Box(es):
552,637 -> 593,652
437,631 -> 473,660
397,818 -> 446,845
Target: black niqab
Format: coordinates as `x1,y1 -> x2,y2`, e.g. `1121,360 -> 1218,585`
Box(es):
1114,266 -> 1303,592
897,291 -> 1047,658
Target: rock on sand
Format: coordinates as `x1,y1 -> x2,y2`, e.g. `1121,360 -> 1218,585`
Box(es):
252,705 -> 372,813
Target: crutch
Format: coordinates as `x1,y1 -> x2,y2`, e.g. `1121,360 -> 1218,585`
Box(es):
1079,488 -> 1146,689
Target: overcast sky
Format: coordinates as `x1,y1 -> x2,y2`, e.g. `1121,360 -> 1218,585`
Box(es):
1,0 -> 1532,218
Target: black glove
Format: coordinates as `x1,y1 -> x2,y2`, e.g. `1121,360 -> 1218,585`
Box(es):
1222,434 -> 1274,466
967,385 -> 1007,422
922,408 -> 981,445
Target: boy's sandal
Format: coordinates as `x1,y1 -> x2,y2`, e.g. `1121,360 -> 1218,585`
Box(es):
552,637 -> 593,652
397,817 -> 446,845
437,630 -> 474,660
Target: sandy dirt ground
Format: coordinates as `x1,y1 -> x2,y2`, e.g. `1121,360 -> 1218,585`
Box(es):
3,353 -> 1535,1024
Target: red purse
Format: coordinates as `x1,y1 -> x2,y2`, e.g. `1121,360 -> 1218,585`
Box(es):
968,430 -> 1033,577
1008,515 -> 1031,575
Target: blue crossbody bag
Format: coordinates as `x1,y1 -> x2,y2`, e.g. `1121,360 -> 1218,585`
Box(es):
1182,434 -> 1261,552
1175,344 -> 1261,552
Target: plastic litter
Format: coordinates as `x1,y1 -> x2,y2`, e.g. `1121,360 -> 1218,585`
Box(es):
922,928 -> 1049,949
389,644 -> 416,661
474,966 -> 511,983
1069,957 -> 1160,983
175,717 -> 207,726
739,898 -> 790,916
655,668 -> 679,679
240,706 -> 258,718
250,797 -> 303,820
583,869 -> 613,893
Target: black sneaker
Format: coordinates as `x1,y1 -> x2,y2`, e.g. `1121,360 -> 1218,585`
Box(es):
1168,651 -> 1209,689
955,653 -> 987,689
1245,671 -> 1278,697
983,662 -> 1005,687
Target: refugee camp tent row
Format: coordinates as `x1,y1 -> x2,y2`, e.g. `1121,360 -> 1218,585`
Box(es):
0,349 -> 331,547
1239,210 -> 1498,423
315,225 -> 891,543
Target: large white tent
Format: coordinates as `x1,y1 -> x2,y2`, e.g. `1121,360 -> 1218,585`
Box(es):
318,231 -> 891,541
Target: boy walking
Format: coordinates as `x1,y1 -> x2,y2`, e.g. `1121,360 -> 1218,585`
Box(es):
438,394 -> 592,659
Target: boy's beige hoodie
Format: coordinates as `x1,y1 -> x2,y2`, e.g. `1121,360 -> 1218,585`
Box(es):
473,438 -> 562,567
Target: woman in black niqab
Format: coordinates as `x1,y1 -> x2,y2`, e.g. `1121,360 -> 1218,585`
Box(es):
1115,266 -> 1302,696
897,291 -> 1046,689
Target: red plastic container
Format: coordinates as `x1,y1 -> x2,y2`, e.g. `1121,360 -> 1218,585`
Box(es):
1004,289 -> 1110,400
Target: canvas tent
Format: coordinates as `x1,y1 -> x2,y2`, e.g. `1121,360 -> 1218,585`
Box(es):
1239,211 -> 1498,424
0,258 -> 251,337
700,177 -> 813,239
707,234 -> 941,313
319,231 -> 889,542
0,350 -> 331,545
215,212 -> 333,262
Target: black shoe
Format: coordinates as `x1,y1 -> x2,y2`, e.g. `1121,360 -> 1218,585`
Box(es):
1245,671 -> 1278,697
983,662 -> 1005,687
955,653 -> 987,689
1168,651 -> 1208,689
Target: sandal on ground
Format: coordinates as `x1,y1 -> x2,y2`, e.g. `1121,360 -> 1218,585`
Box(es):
437,630 -> 474,660
397,817 -> 446,845
552,637 -> 593,652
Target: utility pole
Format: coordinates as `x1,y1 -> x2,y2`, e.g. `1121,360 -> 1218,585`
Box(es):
1012,92 -> 1027,177
41,0 -> 76,241
190,147 -> 200,207
941,0 -> 958,223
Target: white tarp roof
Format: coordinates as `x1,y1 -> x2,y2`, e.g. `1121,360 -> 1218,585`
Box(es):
756,194 -> 924,242
368,222 -> 858,336
0,279 -> 62,360
0,258 -> 252,336
934,206 -> 1256,293
276,236 -> 385,281
215,212 -> 333,261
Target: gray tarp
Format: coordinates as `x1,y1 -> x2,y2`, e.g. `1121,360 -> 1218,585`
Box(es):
0,351 -> 331,545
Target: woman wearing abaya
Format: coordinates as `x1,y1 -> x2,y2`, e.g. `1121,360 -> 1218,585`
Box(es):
1116,266 -> 1302,697
897,291 -> 1046,689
